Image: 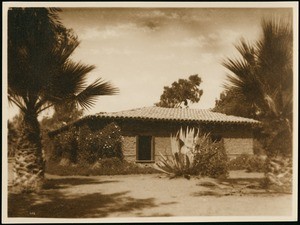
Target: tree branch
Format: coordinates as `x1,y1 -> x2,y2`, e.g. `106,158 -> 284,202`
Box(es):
36,103 -> 54,114
8,95 -> 26,113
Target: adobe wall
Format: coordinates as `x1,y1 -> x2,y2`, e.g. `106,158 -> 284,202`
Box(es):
154,137 -> 172,157
223,138 -> 253,158
79,118 -> 255,162
122,136 -> 172,162
122,136 -> 136,162
221,127 -> 254,158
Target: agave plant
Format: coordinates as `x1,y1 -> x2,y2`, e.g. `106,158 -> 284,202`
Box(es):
154,127 -> 217,179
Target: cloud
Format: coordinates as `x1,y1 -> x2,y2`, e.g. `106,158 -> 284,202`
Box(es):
80,22 -> 140,40
80,27 -> 118,40
135,9 -> 177,20
170,36 -> 206,48
99,46 -> 139,56
140,21 -> 161,31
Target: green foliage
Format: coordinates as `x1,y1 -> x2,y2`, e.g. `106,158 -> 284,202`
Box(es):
228,153 -> 266,172
46,157 -> 158,176
155,74 -> 203,108
50,122 -> 123,165
154,127 -> 229,179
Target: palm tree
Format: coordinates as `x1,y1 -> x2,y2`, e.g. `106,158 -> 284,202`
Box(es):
8,8 -> 118,192
222,18 -> 293,156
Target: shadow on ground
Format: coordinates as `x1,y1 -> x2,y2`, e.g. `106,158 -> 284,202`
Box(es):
193,176 -> 269,197
218,177 -> 264,185
42,177 -> 119,190
8,177 -> 162,218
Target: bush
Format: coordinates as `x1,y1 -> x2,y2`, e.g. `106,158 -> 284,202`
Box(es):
228,153 -> 266,172
50,122 -> 123,165
262,156 -> 292,193
154,127 -> 229,179
77,123 -> 123,164
194,140 -> 229,178
246,155 -> 266,172
51,126 -> 78,164
46,157 -> 158,176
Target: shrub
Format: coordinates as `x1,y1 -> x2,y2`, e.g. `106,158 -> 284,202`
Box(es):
77,123 -> 123,164
262,156 -> 292,193
50,122 -> 123,165
246,155 -> 266,172
154,127 -> 229,179
51,126 -> 78,165
228,153 -> 266,172
194,139 -> 229,178
228,153 -> 251,170
46,157 -> 158,176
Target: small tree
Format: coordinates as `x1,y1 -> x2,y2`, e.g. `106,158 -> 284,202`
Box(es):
213,89 -> 259,119
40,102 -> 83,131
155,74 -> 203,108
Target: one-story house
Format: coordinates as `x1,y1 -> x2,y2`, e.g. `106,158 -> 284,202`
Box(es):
49,106 -> 260,163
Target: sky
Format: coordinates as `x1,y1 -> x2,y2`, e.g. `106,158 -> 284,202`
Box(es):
7,6 -> 292,120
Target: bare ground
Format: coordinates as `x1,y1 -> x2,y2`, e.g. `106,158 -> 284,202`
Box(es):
7,171 -> 292,218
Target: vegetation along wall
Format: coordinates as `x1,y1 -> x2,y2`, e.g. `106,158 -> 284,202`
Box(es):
49,117 -> 255,162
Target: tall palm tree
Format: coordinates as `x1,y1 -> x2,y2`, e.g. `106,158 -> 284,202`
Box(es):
223,18 -> 293,156
8,8 -> 118,192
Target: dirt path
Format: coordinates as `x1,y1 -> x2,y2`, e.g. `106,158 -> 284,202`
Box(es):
8,172 -> 292,218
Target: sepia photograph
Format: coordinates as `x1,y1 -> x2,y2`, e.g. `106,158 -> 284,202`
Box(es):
2,2 -> 298,223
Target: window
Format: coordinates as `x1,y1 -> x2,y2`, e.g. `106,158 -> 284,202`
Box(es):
136,136 -> 154,162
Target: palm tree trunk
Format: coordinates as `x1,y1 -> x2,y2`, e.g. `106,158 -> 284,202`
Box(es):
12,111 -> 45,192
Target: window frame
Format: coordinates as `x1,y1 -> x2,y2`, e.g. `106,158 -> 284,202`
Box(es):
135,135 -> 155,163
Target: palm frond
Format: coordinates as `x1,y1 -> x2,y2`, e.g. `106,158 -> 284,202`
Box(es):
234,38 -> 257,66
44,62 -> 95,103
8,94 -> 27,113
75,78 -> 119,110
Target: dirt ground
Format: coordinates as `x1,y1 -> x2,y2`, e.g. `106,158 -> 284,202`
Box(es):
7,171 -> 292,218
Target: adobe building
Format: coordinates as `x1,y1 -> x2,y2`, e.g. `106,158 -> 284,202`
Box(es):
49,106 -> 260,162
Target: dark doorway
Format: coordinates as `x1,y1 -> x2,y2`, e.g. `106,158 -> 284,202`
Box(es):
137,136 -> 153,161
